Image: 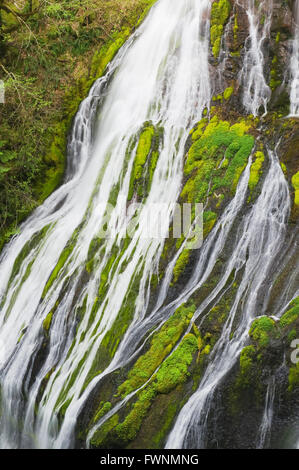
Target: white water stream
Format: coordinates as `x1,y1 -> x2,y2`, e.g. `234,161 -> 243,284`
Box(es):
0,0 -> 297,450
290,0 -> 299,116
0,0 -> 211,449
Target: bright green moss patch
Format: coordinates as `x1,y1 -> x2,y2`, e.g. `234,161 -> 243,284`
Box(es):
43,311 -> 54,332
223,86 -> 234,100
128,123 -> 163,201
280,298 -> 299,329
112,333 -> 198,445
210,0 -> 231,58
115,387 -> 156,442
203,211 -> 217,238
93,402 -> 112,424
172,250 -> 190,284
155,333 -> 198,394
249,316 -> 276,348
238,345 -> 256,386
117,304 -> 196,398
291,171 -> 299,206
248,151 -> 265,192
233,14 -> 238,42
181,116 -> 254,205
90,413 -> 119,448
91,325 -> 199,447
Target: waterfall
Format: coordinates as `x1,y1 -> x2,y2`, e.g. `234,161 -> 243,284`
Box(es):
0,0 -> 212,449
0,0 -> 298,451
290,0 -> 299,116
166,147 -> 291,449
240,0 -> 272,116
257,377 -> 275,449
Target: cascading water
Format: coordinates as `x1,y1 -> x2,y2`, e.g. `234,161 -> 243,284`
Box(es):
0,0 -> 298,451
257,377 -> 275,449
240,0 -> 272,116
0,0 -> 212,449
166,147 -> 291,448
290,0 -> 299,116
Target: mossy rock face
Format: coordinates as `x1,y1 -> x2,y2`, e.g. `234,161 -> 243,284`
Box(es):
210,0 -> 231,58
127,122 -> 164,202
183,115 -> 254,202
88,326 -> 200,449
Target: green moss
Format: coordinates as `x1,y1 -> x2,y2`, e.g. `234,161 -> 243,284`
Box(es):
114,333 -> 198,445
223,86 -> 234,100
181,117 -> 254,205
248,151 -> 265,192
288,329 -> 297,343
117,304 -> 196,398
210,0 -> 231,58
291,171 -> 299,206
128,123 -> 163,201
233,14 -> 238,42
280,298 -> 299,329
203,211 -> 217,238
93,401 -> 112,424
90,413 -> 119,448
115,386 -> 156,443
281,162 -> 287,175
155,333 -> 198,394
288,363 -> 299,392
172,250 -> 190,284
249,316 -> 276,348
128,125 -> 154,199
91,320 -> 198,448
43,311 -> 54,332
239,345 -> 256,382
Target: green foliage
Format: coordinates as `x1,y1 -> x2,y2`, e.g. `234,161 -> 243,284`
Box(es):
291,171 -> 299,206
128,123 -> 163,201
117,304 -> 196,398
238,345 -> 256,386
115,386 -> 156,442
93,401 -> 112,424
181,116 -> 254,205
172,250 -> 190,284
155,333 -> 198,394
43,310 -> 54,332
210,0 -> 231,58
223,86 -> 234,100
248,151 -> 265,192
249,316 -> 276,348
90,413 -> 119,448
279,298 -> 299,329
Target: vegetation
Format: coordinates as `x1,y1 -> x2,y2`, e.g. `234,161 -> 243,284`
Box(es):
210,0 -> 231,58
182,116 -> 255,204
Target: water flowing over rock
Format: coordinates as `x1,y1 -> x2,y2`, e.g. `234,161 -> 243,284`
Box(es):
0,0 -> 298,450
